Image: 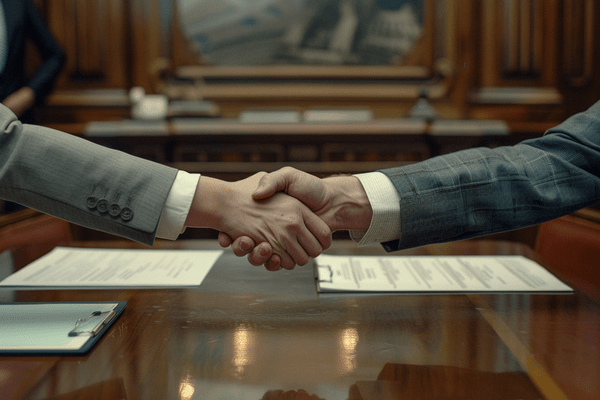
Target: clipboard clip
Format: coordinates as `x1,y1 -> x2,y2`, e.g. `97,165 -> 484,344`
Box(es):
69,310 -> 117,337
317,265 -> 333,283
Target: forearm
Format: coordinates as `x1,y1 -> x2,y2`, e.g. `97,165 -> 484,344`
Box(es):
0,106 -> 177,245
381,137 -> 600,251
319,176 -> 372,232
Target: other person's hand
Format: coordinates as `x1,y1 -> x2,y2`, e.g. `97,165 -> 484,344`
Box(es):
2,87 -> 35,117
186,172 -> 331,269
219,167 -> 372,270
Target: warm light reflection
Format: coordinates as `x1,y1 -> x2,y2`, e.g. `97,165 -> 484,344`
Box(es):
179,377 -> 195,400
338,327 -> 359,374
233,325 -> 256,377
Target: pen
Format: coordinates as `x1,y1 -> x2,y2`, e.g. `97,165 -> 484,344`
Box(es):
91,310 -> 117,336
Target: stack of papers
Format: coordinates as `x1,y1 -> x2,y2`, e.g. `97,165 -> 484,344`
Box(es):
0,247 -> 223,289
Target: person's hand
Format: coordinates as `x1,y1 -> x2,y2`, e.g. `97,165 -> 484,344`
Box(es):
2,87 -> 35,117
219,167 -> 372,269
262,389 -> 325,400
185,172 -> 331,269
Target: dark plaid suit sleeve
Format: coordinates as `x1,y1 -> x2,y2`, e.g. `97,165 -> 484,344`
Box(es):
378,101 -> 600,251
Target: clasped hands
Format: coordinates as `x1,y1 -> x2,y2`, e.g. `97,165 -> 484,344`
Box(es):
201,167 -> 373,271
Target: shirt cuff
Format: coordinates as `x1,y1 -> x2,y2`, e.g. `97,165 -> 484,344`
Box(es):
156,171 -> 200,240
350,172 -> 401,246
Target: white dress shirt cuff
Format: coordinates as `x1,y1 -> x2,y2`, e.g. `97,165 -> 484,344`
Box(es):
350,172 -> 401,246
156,171 -> 200,240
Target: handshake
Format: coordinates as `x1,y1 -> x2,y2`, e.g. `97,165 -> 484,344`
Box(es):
184,167 -> 374,271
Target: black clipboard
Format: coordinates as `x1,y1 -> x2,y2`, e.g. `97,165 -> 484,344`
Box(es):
0,301 -> 126,356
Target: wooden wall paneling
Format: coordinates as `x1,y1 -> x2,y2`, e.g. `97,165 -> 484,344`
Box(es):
129,0 -> 149,90
129,0 -> 169,91
531,0 -> 544,79
562,0 -> 594,87
170,0 -> 202,68
400,0 -> 436,68
79,0 -> 103,77
469,0 -> 566,127
515,0 -> 557,85
481,0 -> 558,86
481,0 -> 500,87
539,0 -> 559,86
519,0 -> 532,74
106,0 -> 130,88
433,0 -> 449,66
448,0 -> 479,113
40,0 -> 129,90
29,0 -> 600,133
559,0 -> 600,117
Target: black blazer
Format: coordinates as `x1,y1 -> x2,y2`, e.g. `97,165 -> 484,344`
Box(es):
0,0 -> 65,103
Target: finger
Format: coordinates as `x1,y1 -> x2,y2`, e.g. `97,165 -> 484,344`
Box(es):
276,249 -> 297,270
217,232 -> 233,248
282,234 -> 312,267
303,209 -> 332,252
264,255 -> 282,271
284,207 -> 331,262
230,236 -> 256,257
296,233 -> 322,261
245,242 -> 273,266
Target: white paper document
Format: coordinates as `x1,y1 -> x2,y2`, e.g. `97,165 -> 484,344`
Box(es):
314,255 -> 572,293
0,247 -> 223,289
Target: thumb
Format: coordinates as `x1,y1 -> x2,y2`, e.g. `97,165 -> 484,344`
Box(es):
252,170 -> 288,199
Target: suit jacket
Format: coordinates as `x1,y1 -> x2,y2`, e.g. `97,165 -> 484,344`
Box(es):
0,0 -> 65,103
379,100 -> 600,251
0,105 -> 178,245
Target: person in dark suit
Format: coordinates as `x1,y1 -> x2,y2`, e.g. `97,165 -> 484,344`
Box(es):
223,100 -> 600,270
0,0 -> 65,118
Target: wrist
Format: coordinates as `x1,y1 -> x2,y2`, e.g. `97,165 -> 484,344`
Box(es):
184,176 -> 230,230
322,176 -> 372,232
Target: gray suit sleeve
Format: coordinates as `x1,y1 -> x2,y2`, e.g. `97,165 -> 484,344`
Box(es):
0,105 -> 178,246
378,101 -> 600,251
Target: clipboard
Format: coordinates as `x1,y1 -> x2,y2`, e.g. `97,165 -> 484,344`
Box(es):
313,254 -> 573,294
0,301 -> 126,356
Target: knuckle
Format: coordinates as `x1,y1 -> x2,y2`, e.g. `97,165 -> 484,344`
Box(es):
296,255 -> 310,266
282,259 -> 296,270
247,255 -> 261,266
308,245 -> 323,258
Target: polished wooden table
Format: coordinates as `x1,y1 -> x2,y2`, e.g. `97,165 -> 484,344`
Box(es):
1,240 -> 598,400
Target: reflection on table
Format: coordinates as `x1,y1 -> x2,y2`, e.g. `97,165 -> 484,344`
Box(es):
0,240 -> 598,400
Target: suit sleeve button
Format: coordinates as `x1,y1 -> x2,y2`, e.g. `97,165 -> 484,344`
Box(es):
86,196 -> 98,209
120,207 -> 133,221
96,199 -> 109,213
109,203 -> 121,216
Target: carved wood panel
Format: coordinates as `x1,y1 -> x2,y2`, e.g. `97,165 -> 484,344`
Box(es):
28,1 -> 600,125
33,0 -> 129,89
562,0 -> 594,87
480,0 -> 558,87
